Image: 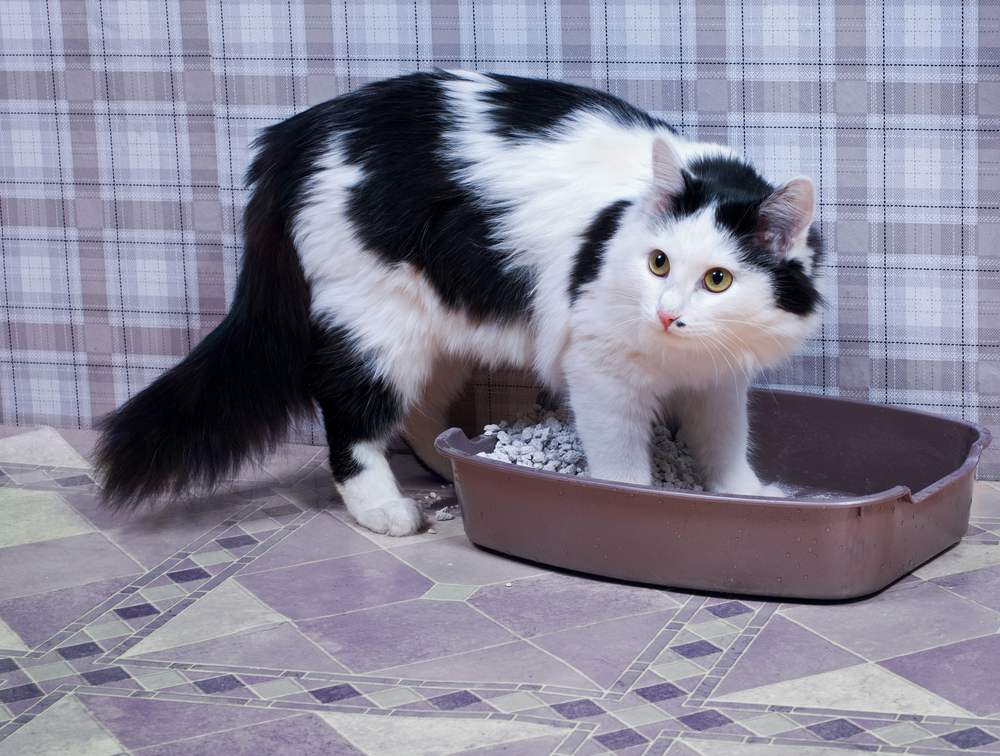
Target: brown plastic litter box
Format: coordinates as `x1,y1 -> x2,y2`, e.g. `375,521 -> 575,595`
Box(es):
434,389 -> 991,600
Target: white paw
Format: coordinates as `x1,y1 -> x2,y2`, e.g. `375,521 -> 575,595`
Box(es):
713,476 -> 786,498
753,482 -> 787,498
353,497 -> 425,536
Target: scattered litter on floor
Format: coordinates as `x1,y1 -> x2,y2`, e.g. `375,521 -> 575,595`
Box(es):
410,487 -> 460,524
479,406 -> 704,490
414,490 -> 454,506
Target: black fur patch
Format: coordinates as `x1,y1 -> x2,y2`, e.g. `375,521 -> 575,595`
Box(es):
330,71 -> 534,323
770,259 -> 821,315
685,155 -> 774,209
672,155 -> 822,316
483,74 -> 671,141
805,225 -> 825,269
570,200 -> 632,303
308,323 -> 403,482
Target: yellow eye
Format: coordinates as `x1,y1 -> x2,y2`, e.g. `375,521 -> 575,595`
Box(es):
648,249 -> 669,277
704,268 -> 733,293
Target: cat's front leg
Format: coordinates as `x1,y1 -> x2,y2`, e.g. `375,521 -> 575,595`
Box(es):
671,378 -> 782,497
565,351 -> 657,485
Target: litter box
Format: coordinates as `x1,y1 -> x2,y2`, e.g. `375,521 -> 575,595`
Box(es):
434,389 -> 991,600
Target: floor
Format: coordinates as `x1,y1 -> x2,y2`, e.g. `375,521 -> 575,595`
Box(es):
0,426 -> 999,756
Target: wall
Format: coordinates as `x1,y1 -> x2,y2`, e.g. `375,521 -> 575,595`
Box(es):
0,1 -> 997,476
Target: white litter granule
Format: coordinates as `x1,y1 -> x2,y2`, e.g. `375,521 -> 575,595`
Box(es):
414,489 -> 459,521
478,406 -> 704,491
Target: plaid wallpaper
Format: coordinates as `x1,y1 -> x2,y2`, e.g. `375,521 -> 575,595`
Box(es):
0,1 -> 998,478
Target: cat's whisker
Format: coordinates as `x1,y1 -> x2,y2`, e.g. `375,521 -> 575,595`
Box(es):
713,317 -> 788,336
701,336 -> 724,385
715,333 -> 782,403
703,333 -> 740,382
719,328 -> 773,365
684,324 -> 766,380
609,316 -> 646,330
710,332 -> 755,385
723,333 -> 784,401
715,319 -> 791,345
714,319 -> 789,353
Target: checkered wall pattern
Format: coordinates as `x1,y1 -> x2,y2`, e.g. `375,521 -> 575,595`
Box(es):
0,1 -> 997,477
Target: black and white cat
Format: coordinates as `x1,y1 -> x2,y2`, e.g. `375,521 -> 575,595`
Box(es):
96,70 -> 822,536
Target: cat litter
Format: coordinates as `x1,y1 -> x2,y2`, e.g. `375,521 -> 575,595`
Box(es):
478,406 -> 704,491
410,489 -> 459,523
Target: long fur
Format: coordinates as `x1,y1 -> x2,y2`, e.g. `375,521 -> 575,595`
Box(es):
96,70 -> 823,533
94,117 -> 318,507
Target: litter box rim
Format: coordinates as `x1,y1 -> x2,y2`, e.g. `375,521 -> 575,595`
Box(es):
434,388 -> 992,600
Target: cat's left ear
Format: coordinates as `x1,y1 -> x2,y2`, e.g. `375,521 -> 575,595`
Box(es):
648,137 -> 685,214
756,176 -> 815,257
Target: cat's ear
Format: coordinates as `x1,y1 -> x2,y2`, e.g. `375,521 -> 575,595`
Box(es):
756,176 -> 815,257
649,137 -> 685,213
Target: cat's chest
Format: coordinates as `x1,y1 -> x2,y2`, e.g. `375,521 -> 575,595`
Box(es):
573,329 -> 721,393
636,351 -> 721,393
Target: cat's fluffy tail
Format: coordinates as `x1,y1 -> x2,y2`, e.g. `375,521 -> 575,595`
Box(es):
95,132 -> 314,508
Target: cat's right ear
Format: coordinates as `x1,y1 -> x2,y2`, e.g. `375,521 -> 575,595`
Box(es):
649,137 -> 685,215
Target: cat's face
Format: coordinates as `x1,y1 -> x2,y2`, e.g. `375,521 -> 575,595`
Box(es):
601,140 -> 822,374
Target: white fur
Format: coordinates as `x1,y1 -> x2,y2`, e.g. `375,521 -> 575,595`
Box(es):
291,72 -> 819,533
336,441 -> 424,536
293,141 -> 532,405
564,200 -> 817,492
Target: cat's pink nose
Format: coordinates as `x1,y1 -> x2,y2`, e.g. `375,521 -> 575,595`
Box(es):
659,311 -> 678,330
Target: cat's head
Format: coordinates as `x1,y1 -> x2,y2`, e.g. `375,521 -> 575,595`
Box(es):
602,137 -> 823,375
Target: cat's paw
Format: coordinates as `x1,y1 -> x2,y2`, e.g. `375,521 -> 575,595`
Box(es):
753,482 -> 786,498
353,497 -> 425,536
712,475 -> 786,498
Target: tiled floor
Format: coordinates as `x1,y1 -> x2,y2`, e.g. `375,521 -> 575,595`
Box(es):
1,424 -> 1000,755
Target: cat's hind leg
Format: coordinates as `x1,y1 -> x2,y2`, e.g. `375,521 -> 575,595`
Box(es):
330,439 -> 424,536
309,324 -> 427,536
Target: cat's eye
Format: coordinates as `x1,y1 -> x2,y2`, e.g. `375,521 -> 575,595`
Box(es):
648,249 -> 670,277
704,268 -> 733,293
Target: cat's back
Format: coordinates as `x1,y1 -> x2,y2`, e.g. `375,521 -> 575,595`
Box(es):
440,70 -> 669,140
283,69 -> 681,244
311,69 -> 670,155
322,69 -> 670,137
274,69 -> 671,148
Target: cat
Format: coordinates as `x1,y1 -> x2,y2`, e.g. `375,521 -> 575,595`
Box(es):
95,70 -> 822,536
